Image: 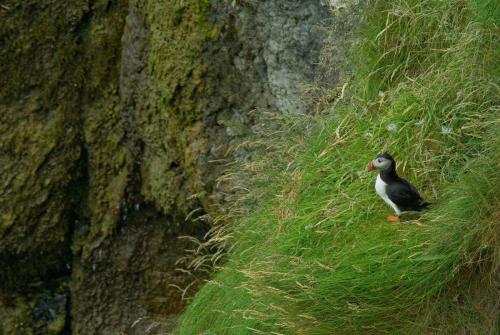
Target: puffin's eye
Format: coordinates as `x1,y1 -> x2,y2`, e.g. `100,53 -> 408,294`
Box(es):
377,158 -> 382,163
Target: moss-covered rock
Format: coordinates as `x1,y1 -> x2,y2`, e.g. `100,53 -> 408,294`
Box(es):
138,0 -> 219,216
0,0 -> 85,293
0,0 -> 129,333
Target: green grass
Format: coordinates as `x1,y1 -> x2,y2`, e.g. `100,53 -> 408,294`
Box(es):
176,0 -> 499,334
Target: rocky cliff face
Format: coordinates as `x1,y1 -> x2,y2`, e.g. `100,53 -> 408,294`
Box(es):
0,0 -> 360,333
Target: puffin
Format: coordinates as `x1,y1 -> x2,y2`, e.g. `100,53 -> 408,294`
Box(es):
367,153 -> 429,222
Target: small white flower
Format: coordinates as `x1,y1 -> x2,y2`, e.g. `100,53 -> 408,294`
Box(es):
441,126 -> 453,134
378,91 -> 386,97
347,302 -> 361,312
415,119 -> 425,126
387,123 -> 398,132
364,132 -> 373,138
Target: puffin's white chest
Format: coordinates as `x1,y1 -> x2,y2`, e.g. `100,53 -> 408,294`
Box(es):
375,174 -> 401,215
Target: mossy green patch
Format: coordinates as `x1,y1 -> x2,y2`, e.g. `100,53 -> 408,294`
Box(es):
47,315 -> 66,334
139,0 -> 220,216
0,296 -> 34,335
0,1 -> 131,333
76,1 -> 131,257
0,0 -> 87,291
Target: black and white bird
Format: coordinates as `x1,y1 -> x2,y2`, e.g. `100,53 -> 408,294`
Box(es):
367,153 -> 429,222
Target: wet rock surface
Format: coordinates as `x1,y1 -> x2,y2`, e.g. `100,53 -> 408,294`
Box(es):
71,205 -> 207,335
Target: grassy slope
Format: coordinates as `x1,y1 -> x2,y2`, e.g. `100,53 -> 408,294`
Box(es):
177,0 -> 499,334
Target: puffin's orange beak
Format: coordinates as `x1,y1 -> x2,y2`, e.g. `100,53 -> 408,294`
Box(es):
367,162 -> 375,172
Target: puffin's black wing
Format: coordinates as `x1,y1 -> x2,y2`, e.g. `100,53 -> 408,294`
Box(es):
386,178 -> 428,212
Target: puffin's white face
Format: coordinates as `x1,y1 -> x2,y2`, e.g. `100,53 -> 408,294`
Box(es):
372,156 -> 392,170
367,155 -> 393,172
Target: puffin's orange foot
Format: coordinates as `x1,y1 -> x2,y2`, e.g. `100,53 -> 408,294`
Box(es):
387,215 -> 400,222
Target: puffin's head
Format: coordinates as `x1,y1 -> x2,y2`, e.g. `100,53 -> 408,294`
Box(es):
367,152 -> 395,172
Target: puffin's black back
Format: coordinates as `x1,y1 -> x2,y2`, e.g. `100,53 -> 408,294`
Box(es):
386,180 -> 429,212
